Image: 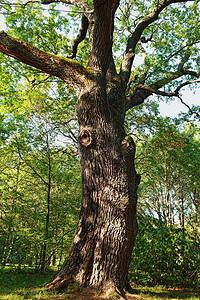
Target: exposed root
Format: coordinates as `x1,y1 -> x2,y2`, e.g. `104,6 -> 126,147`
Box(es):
97,280 -> 141,299
46,275 -> 74,292
46,277 -> 140,299
46,271 -> 138,299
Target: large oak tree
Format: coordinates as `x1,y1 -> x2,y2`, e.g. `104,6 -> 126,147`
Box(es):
0,0 -> 199,295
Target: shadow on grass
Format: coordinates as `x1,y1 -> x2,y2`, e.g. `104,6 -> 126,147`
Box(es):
128,285 -> 200,299
0,267 -> 57,298
0,268 -> 199,300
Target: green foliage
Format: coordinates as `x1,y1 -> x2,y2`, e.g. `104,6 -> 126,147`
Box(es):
128,118 -> 200,288
0,0 -> 82,271
135,118 -> 200,229
0,139 -> 81,268
4,3 -> 71,55
130,216 -> 200,287
0,99 -> 81,269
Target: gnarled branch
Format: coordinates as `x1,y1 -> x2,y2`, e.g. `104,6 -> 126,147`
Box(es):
125,78 -> 200,111
68,14 -> 89,59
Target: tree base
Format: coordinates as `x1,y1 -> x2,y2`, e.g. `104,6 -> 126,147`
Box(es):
46,275 -> 139,299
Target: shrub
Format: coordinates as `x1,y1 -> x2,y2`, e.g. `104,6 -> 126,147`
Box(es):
129,216 -> 200,287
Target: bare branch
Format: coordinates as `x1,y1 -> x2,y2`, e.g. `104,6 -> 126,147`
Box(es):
177,95 -> 200,118
57,146 -> 78,156
28,75 -> 52,88
126,78 -> 200,116
0,31 -> 94,90
128,78 -> 200,99
120,0 -> 196,88
15,137 -> 48,186
174,78 -> 200,92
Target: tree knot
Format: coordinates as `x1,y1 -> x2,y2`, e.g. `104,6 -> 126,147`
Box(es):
79,128 -> 93,147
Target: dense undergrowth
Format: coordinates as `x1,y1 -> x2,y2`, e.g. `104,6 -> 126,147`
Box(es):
130,216 -> 200,288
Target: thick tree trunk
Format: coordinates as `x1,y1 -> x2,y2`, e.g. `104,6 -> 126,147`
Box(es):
48,77 -> 140,294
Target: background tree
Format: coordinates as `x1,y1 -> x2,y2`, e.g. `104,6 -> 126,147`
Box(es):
0,77 -> 81,270
136,119 -> 200,228
127,118 -> 200,287
0,0 -> 199,295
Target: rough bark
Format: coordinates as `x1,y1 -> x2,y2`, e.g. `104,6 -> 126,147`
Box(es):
47,75 -> 140,293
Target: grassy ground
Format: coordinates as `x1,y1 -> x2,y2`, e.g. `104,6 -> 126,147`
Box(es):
0,267 -> 199,300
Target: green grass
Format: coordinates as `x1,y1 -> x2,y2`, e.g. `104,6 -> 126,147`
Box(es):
0,267 -> 199,299
0,266 -> 58,299
130,285 -> 200,300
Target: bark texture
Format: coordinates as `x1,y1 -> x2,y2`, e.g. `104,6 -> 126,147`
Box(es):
48,75 -> 140,293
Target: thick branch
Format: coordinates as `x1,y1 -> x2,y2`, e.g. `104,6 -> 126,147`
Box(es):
125,70 -> 181,110
88,0 -> 120,72
0,31 -> 93,89
120,0 -> 196,88
125,89 -> 151,110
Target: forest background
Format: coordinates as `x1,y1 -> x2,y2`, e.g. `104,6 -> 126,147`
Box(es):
0,0 -> 199,297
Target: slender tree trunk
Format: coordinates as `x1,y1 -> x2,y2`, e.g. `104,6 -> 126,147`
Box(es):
193,189 -> 200,241
155,195 -> 162,221
48,77 -> 140,293
40,133 -> 51,271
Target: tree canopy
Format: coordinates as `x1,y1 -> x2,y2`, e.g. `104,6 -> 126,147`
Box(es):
0,0 -> 199,110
